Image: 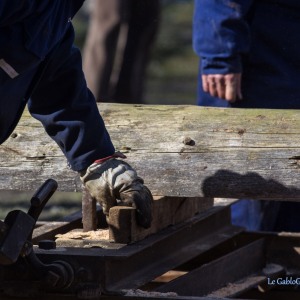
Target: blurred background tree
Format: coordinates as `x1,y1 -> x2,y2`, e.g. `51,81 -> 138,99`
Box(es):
73,0 -> 198,105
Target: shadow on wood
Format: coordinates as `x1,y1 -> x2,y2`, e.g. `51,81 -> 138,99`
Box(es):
202,170 -> 300,200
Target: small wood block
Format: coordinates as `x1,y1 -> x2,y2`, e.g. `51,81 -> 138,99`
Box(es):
108,196 -> 213,243
108,207 -> 136,244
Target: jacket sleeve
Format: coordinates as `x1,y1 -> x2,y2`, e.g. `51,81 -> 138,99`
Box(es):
193,0 -> 254,75
0,1 -> 36,27
0,0 -> 84,27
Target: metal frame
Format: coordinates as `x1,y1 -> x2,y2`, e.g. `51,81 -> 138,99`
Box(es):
1,205 -> 300,299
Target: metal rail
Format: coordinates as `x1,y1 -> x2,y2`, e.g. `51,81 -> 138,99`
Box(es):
1,181 -> 300,299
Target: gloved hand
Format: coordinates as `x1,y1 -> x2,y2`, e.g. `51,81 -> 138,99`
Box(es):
80,153 -> 153,228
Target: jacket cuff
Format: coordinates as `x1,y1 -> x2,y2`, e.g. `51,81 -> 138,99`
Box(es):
94,152 -> 127,164
201,56 -> 243,75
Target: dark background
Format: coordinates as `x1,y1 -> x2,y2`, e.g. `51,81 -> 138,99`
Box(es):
74,0 -> 198,105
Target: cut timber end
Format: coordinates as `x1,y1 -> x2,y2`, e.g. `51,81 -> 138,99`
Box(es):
108,196 -> 213,243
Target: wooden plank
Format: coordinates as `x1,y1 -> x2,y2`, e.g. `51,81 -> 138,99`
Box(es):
0,104 -> 299,199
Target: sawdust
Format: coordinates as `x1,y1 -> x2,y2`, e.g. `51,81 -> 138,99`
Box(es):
262,263 -> 284,276
124,289 -> 178,298
207,275 -> 266,298
55,229 -> 109,240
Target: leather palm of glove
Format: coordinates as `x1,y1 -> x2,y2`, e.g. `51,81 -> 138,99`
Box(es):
80,156 -> 153,229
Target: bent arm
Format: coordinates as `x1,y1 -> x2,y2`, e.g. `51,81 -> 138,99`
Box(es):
28,27 -> 115,172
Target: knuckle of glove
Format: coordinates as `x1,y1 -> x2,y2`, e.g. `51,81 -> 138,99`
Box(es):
80,159 -> 118,215
80,158 -> 152,228
84,177 -> 117,215
130,186 -> 153,229
80,159 -> 144,211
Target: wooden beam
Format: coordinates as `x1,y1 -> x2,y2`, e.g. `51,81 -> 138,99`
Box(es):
0,104 -> 299,199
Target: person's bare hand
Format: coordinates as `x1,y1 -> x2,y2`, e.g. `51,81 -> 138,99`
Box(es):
202,73 -> 242,102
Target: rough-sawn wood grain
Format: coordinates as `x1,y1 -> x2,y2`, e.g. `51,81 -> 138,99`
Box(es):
0,104 -> 299,200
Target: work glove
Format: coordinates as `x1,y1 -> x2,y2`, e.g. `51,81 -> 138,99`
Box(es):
80,153 -> 153,229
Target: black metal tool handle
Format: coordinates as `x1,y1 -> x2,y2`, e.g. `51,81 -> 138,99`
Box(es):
28,179 -> 58,221
0,179 -> 58,265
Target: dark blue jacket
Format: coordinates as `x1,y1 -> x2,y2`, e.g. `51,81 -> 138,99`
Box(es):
193,0 -> 300,108
0,1 -> 115,171
0,1 -> 84,74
